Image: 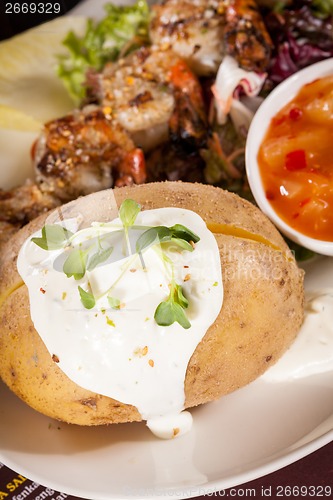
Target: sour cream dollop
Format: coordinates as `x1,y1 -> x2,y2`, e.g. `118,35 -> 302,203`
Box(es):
17,207 -> 223,438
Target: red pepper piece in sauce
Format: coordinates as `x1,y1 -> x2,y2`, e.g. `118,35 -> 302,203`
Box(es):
285,149 -> 307,171
266,190 -> 275,201
299,197 -> 311,208
289,107 -> 303,121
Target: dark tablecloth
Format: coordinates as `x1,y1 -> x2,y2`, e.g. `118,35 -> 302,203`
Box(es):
0,0 -> 82,40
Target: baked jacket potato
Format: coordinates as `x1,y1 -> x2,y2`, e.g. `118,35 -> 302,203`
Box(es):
0,182 -> 304,425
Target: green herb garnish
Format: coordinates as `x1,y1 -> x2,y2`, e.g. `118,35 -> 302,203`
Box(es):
78,286 -> 96,309
32,200 -> 200,328
63,247 -> 88,280
169,224 -> 200,244
62,240 -> 114,280
108,295 -> 121,310
154,283 -> 191,329
135,223 -> 199,328
119,198 -> 141,228
31,224 -> 73,250
136,224 -> 199,254
136,226 -> 171,254
87,246 -> 114,271
119,198 -> 141,255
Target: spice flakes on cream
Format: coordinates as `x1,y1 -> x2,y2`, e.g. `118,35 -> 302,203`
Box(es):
17,206 -> 223,439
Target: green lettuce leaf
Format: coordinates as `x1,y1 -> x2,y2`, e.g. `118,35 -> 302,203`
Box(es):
57,0 -> 150,102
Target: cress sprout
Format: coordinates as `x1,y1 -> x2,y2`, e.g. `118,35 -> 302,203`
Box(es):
31,199 -> 200,328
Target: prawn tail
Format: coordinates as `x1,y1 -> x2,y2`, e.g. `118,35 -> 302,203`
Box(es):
115,148 -> 147,187
168,60 -> 208,150
169,90 -> 208,150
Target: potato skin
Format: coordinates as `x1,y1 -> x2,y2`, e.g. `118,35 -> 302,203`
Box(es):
0,182 -> 304,424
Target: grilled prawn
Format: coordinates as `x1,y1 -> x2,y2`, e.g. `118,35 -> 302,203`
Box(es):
0,107 -> 146,235
149,0 -> 273,75
224,0 -> 273,71
149,0 -> 225,76
0,181 -> 60,252
91,46 -> 208,151
0,181 -> 60,225
33,106 -> 146,201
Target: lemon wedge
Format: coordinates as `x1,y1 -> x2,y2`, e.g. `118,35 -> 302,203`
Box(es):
0,16 -> 86,123
0,128 -> 37,189
0,105 -> 42,132
0,16 -> 87,189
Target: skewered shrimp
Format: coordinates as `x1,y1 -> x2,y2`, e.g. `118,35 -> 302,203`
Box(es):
149,0 -> 272,74
168,58 -> 208,149
0,181 -> 60,225
33,106 -> 146,201
224,0 -> 273,72
91,46 -> 208,151
149,0 -> 226,76
0,181 -> 60,252
0,107 -> 146,238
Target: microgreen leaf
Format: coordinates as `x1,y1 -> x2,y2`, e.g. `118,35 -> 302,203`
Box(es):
154,282 -> 190,329
170,237 -> 194,252
119,199 -> 141,228
172,302 -> 191,329
87,246 -> 113,271
31,237 -> 49,251
31,224 -> 73,250
169,224 -> 200,244
63,248 -> 88,280
120,199 -> 141,256
108,296 -> 121,310
136,226 -> 171,254
174,283 -> 189,309
78,286 -> 96,309
154,300 -> 191,329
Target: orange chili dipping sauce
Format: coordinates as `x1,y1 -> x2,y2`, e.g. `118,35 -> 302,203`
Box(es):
258,75 -> 333,241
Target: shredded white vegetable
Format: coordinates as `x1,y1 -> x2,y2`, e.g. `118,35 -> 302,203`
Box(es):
212,55 -> 266,131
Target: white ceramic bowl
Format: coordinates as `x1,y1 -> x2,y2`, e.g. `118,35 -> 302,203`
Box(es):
246,58 -> 333,256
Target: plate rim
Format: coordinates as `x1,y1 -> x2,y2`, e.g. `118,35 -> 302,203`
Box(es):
0,1 -> 333,498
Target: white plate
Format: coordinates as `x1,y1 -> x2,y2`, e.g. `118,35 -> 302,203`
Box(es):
0,256 -> 332,499
0,1 -> 333,499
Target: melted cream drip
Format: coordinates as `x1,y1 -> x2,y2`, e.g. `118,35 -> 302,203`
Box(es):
263,289 -> 333,381
17,208 -> 223,437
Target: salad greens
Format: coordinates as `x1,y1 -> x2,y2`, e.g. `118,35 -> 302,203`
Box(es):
263,0 -> 333,87
57,0 -> 150,102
